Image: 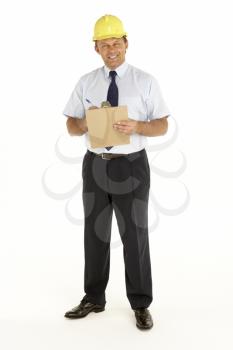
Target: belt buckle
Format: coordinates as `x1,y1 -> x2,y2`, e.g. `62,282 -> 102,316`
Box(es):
101,153 -> 110,160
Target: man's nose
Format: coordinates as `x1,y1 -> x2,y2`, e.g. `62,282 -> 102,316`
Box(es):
108,47 -> 117,53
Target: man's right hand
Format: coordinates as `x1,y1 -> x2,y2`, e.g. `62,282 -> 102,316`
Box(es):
66,116 -> 88,136
81,106 -> 98,133
82,106 -> 98,133
67,106 -> 99,136
78,116 -> 88,133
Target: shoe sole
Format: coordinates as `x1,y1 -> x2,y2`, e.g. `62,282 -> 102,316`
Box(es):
136,321 -> 153,330
64,307 -> 105,319
93,308 -> 105,313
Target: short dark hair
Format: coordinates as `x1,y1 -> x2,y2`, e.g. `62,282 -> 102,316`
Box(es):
95,36 -> 128,49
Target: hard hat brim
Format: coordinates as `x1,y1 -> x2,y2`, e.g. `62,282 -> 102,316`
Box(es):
93,32 -> 127,41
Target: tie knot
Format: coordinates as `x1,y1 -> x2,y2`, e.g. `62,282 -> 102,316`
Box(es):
109,71 -> 117,79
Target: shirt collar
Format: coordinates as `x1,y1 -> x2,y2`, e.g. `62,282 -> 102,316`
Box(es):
103,61 -> 128,80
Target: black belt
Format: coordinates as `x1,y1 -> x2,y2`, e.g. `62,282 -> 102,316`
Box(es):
87,149 -> 145,160
88,150 -> 127,160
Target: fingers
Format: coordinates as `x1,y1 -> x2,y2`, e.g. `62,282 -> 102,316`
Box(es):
115,120 -> 129,125
113,124 -> 132,134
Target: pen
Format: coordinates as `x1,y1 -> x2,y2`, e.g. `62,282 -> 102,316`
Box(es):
85,99 -> 92,104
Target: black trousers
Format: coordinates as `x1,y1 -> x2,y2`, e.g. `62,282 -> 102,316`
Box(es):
81,148 -> 153,309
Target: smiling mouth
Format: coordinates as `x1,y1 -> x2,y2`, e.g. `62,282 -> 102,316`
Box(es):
108,55 -> 118,60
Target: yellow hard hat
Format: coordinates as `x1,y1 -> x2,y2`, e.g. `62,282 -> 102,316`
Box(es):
93,14 -> 127,41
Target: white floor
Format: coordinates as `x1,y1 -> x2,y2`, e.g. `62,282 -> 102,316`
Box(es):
1,305 -> 232,350
1,250 -> 233,350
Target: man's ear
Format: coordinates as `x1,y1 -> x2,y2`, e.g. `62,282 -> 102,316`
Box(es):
95,44 -> 100,54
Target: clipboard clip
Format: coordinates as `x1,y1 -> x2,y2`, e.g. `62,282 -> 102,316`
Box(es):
101,101 -> 111,108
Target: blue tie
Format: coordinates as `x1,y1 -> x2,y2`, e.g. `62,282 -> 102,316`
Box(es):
105,71 -> 118,151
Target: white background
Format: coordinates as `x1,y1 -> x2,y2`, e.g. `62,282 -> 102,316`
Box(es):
1,0 -> 233,349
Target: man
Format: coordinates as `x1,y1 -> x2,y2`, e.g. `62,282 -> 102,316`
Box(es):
63,14 -> 170,330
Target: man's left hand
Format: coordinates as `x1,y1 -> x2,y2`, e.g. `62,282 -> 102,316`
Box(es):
113,118 -> 139,135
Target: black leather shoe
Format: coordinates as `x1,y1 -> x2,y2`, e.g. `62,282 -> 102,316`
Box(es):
64,296 -> 105,319
134,308 -> 153,330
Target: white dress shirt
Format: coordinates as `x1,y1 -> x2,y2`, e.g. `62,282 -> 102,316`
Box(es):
63,61 -> 170,154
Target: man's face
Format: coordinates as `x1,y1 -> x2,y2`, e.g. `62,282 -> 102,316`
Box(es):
95,37 -> 128,70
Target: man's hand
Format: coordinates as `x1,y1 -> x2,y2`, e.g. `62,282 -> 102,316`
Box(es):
66,116 -> 88,136
78,117 -> 88,133
113,116 -> 169,137
78,106 -> 98,133
113,118 -> 139,135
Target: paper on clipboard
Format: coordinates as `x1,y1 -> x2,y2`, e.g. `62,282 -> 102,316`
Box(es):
86,106 -> 130,149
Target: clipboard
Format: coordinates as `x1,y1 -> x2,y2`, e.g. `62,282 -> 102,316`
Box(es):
86,105 -> 130,149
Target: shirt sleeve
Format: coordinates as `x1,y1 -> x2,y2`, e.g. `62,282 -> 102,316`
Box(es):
146,77 -> 170,121
62,78 -> 85,119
